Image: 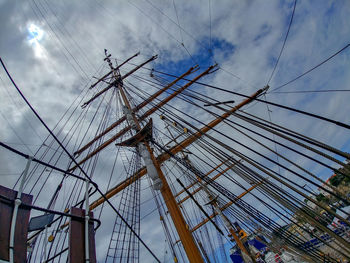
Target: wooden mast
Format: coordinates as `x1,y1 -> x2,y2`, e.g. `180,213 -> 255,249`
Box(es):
103,51 -> 204,263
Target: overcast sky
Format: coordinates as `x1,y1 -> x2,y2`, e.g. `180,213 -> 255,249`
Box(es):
1,0 -> 350,262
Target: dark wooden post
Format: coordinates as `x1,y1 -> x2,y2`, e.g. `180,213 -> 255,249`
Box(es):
69,207 -> 96,263
0,185 -> 33,262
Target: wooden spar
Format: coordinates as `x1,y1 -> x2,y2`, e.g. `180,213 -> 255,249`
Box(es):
157,87 -> 266,164
74,66 -> 196,156
178,162 -> 237,204
226,222 -> 251,261
193,171 -> 252,261
70,65 -> 215,171
138,65 -> 214,121
89,52 -> 140,89
164,122 -> 234,200
174,158 -> 229,198
88,87 -> 265,210
190,182 -> 263,233
81,55 -> 157,108
71,127 -> 130,171
163,132 -> 185,148
134,65 -> 198,112
89,168 -> 147,210
115,70 -> 204,263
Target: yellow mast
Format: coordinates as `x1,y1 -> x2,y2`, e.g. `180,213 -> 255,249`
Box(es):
105,52 -> 205,263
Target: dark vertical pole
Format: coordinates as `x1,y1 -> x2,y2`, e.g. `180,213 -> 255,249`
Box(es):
69,207 -> 96,263
0,185 -> 33,262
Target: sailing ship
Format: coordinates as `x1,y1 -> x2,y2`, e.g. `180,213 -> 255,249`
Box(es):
1,1 -> 350,262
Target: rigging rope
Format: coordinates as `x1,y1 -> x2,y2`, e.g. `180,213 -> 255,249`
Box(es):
272,42 -> 350,92
271,89 -> 350,94
266,0 -> 297,85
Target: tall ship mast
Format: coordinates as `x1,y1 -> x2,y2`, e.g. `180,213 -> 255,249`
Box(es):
1,1 -> 350,263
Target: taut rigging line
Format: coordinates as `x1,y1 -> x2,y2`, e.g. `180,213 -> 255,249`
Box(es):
150,68 -> 350,130
266,0 -> 297,85
272,42 -> 350,92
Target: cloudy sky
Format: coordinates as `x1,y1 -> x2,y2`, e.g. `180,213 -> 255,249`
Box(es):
1,0 -> 350,262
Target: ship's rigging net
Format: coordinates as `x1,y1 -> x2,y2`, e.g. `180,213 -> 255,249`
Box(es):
105,149 -> 141,263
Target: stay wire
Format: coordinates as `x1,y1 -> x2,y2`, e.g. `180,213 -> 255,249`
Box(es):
0,74 -> 44,144
0,110 -> 35,156
163,111 -> 350,237
14,78 -> 89,192
32,91 -> 101,199
33,83 -> 107,205
147,176 -> 178,261
161,132 -> 350,260
110,63 -> 348,258
150,140 -> 332,261
224,118 -> 343,198
272,42 -> 350,92
31,0 -> 90,80
172,0 -> 184,44
182,97 -> 348,202
232,111 -> 346,168
186,139 -> 347,260
39,0 -> 97,71
208,0 -> 212,58
127,73 -> 326,196
70,90 -> 115,211
143,0 -> 208,51
239,109 -> 350,159
164,116 -> 305,217
127,1 -> 181,45
131,72 -> 348,206
37,67 -> 105,260
271,89 -> 350,94
130,0 -> 198,65
267,0 -> 297,85
135,88 -> 334,260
